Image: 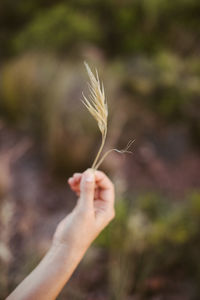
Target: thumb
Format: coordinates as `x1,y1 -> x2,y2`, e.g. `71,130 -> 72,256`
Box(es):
80,169 -> 95,207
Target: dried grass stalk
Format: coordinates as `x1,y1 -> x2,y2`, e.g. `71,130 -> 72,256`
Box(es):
82,62 -> 133,170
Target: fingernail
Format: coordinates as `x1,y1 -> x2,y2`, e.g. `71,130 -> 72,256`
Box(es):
85,170 -> 94,182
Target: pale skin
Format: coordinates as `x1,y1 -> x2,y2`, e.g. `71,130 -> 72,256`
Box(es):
7,169 -> 115,300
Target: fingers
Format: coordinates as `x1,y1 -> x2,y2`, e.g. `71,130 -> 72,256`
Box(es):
68,173 -> 81,186
93,171 -> 115,226
67,170 -> 115,231
68,170 -> 114,204
68,173 -> 81,195
68,171 -> 113,191
73,173 -> 82,182
94,171 -> 115,206
94,170 -> 114,191
79,169 -> 95,207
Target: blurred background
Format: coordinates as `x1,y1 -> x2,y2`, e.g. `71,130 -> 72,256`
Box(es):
0,0 -> 200,299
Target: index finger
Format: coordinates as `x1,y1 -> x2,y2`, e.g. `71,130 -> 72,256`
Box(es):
94,170 -> 114,191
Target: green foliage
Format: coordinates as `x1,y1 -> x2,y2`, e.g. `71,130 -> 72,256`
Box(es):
1,0 -> 200,58
0,0 -> 200,147
0,54 -> 97,173
95,200 -> 128,249
0,52 -> 200,175
13,4 -> 100,53
94,192 -> 200,297
125,52 -> 200,134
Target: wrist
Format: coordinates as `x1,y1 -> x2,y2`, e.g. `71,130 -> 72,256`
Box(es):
50,240 -> 87,266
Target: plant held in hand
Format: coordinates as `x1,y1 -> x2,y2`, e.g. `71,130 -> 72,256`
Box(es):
82,62 -> 134,170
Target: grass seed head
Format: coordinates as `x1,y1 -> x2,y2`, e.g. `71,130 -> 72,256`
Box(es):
82,62 -> 134,170
82,62 -> 108,135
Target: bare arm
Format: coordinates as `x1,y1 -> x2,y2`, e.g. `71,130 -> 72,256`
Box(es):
7,169 -> 115,300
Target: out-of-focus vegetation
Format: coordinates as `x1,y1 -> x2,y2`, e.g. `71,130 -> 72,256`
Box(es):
1,0 -> 200,57
0,52 -> 200,173
0,0 -> 200,299
94,192 -> 200,299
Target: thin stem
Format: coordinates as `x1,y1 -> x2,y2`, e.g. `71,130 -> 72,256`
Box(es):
94,139 -> 135,170
94,148 -> 114,170
91,128 -> 107,169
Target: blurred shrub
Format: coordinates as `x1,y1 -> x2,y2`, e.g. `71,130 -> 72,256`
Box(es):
0,54 -> 96,173
123,53 -> 200,144
94,191 -> 200,298
0,54 -> 123,174
13,4 -> 100,53
1,0 -> 200,58
0,51 -> 200,176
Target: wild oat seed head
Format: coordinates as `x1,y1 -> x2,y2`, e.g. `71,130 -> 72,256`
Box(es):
82,62 -> 133,170
82,62 -> 108,135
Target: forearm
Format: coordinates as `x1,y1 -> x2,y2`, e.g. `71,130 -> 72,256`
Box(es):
7,243 -> 86,300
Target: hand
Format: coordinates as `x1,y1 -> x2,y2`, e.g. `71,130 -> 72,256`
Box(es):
53,169 -> 115,255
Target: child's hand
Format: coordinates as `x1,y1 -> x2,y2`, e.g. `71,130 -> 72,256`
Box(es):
53,169 -> 115,254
